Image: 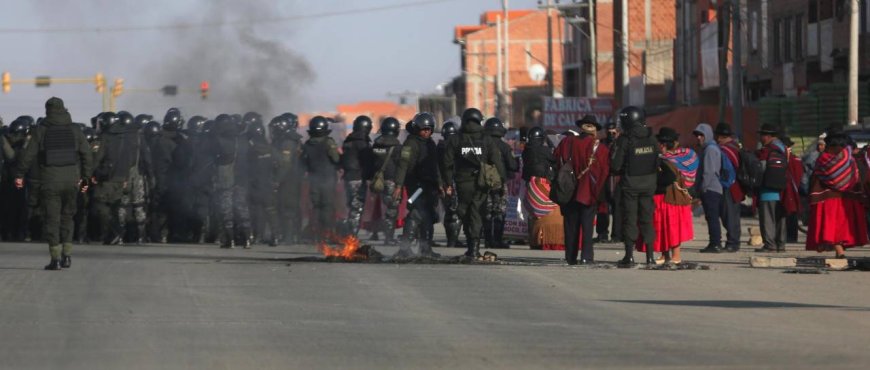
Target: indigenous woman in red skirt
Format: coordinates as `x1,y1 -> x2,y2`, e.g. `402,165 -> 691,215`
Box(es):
807,133 -> 868,258
636,127 -> 697,264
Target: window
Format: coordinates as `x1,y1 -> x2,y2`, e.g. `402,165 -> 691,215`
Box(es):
809,0 -> 818,23
819,0 -> 833,20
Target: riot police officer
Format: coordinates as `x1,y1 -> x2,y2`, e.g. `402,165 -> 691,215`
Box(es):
116,111 -> 152,244
437,119 -> 464,248
14,97 -> 93,270
392,112 -> 443,258
340,115 -> 374,236
212,114 -> 249,248
610,106 -> 660,266
271,113 -> 305,244
1,118 -> 30,241
369,117 -> 403,245
442,108 -> 505,259
74,127 -> 99,243
185,115 -> 212,243
483,117 -> 518,249
248,120 -> 280,246
149,108 -> 190,243
302,116 -> 340,238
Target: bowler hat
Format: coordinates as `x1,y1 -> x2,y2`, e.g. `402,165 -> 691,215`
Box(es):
575,115 -> 602,131
715,122 -> 734,137
656,127 -> 679,142
758,123 -> 780,135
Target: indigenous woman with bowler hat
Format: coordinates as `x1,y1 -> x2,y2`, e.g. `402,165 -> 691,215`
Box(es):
806,133 -> 868,258
636,127 -> 697,264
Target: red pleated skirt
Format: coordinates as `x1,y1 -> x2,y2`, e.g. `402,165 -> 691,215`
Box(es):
806,197 -> 868,251
636,194 -> 694,252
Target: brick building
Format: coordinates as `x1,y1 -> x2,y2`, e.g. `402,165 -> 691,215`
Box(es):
676,0 -> 870,105
452,10 -> 565,125
561,0 -> 676,109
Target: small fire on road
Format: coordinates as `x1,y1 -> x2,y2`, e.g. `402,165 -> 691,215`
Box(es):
316,234 -> 384,262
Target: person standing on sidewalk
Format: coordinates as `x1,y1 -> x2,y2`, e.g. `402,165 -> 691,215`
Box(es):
755,124 -> 789,253
14,97 -> 93,270
693,123 -> 726,253
715,123 -> 744,252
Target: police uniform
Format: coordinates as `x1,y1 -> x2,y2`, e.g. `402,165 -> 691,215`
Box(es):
302,117 -> 340,238
1,123 -> 28,241
14,97 -> 93,270
437,125 -> 463,248
272,116 -> 304,244
609,107 -> 659,265
248,124 -> 280,246
371,125 -> 402,244
442,109 -> 505,258
483,118 -> 518,249
393,113 -> 442,257
340,119 -> 374,236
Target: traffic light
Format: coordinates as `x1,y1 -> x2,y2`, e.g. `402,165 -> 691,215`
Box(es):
95,73 -> 105,93
2,72 -> 10,93
35,76 -> 51,87
200,80 -> 209,100
111,78 -> 124,98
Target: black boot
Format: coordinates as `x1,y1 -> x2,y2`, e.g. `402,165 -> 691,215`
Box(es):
493,217 -> 509,249
465,239 -> 481,258
44,259 -> 62,271
420,239 -> 441,258
220,229 -> 234,249
61,255 -> 72,268
645,244 -> 656,265
618,244 -> 635,267
482,219 -> 495,249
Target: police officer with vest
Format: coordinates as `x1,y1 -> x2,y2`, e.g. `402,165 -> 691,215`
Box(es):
185,115 -> 213,243
271,113 -> 305,244
610,106 -> 660,266
442,108 -> 505,259
212,114 -> 244,248
369,117 -> 403,245
1,118 -> 29,241
437,119 -> 464,248
74,127 -> 99,243
117,111 -> 152,245
392,112 -> 443,258
302,116 -> 341,239
341,115 -> 375,236
149,108 -> 189,243
483,117 -> 518,249
14,97 -> 93,270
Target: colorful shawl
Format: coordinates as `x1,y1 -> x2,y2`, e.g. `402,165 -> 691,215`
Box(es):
814,147 -> 858,192
662,148 -> 699,188
526,177 -> 558,218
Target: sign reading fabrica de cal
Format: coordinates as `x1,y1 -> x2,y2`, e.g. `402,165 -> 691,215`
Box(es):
542,97 -> 615,130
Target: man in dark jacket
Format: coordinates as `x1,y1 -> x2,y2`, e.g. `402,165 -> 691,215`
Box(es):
302,116 -> 341,238
211,114 -> 253,248
149,108 -> 189,243
442,108 -> 506,259
185,115 -> 213,243
15,97 -> 93,270
370,117 -> 403,245
341,115 -> 374,237
755,124 -> 788,253
393,113 -> 444,257
271,113 -> 305,244
483,117 -> 519,249
1,118 -> 29,241
610,106 -> 659,266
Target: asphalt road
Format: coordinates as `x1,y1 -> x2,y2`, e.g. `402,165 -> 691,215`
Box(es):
1,230 -> 869,369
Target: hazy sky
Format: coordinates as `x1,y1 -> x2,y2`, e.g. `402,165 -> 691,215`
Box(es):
0,0 -> 541,122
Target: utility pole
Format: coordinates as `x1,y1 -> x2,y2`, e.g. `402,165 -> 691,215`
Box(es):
503,0 -> 510,94
589,0 -> 597,98
849,0 -> 859,126
717,0 -> 731,124
546,0 -> 555,97
614,0 -> 629,107
733,0 -> 743,137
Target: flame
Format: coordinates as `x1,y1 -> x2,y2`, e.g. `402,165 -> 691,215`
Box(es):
317,234 -> 363,260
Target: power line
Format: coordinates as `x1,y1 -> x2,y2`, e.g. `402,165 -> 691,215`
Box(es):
0,0 -> 462,34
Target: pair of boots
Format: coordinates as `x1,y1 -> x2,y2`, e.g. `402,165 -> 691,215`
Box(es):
464,239 -> 481,259
395,237 -> 441,258
45,244 -> 73,270
483,217 -> 509,249
444,222 -> 465,248
618,242 -> 656,267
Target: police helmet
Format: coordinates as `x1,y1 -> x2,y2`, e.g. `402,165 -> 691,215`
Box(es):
527,126 -> 546,141
134,114 -> 153,128
269,116 -> 290,136
143,121 -> 161,139
203,120 -> 215,134
352,115 -> 373,134
618,106 -> 645,130
83,127 -> 98,143
101,112 -> 119,129
248,121 -> 266,140
484,117 -> 507,137
380,117 -> 401,137
163,108 -> 184,131
9,118 -> 28,134
187,115 -> 207,134
117,111 -> 134,126
461,108 -> 484,125
410,112 -> 436,134
308,116 -> 331,137
243,112 -> 262,127
281,112 -> 299,129
441,121 -> 458,137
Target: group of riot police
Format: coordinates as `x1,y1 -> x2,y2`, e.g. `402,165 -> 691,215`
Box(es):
0,98 -> 523,268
